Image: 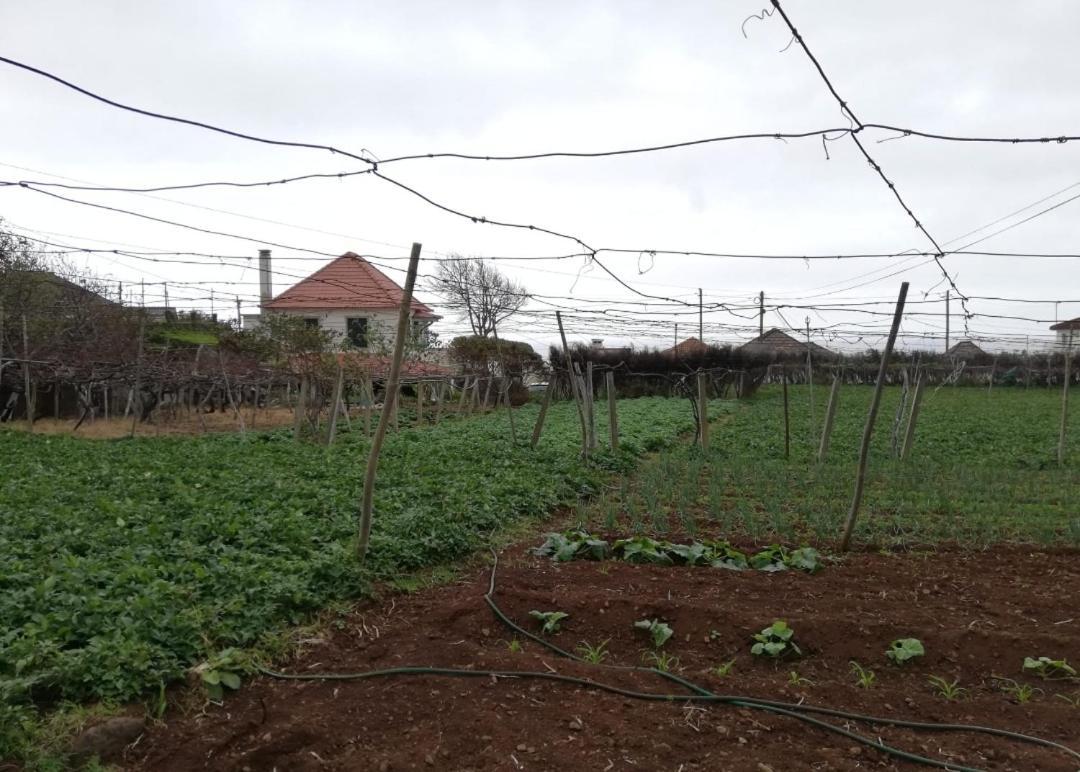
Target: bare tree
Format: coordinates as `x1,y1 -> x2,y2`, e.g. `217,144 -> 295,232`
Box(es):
430,255 -> 527,337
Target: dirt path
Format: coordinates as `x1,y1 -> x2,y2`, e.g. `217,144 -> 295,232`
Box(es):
128,544 -> 1080,771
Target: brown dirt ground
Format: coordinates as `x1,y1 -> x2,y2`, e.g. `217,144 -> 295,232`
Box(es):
127,544 -> 1080,772
10,408 -> 299,438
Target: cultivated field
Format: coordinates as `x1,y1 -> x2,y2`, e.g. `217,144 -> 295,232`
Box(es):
3,386 -> 1079,770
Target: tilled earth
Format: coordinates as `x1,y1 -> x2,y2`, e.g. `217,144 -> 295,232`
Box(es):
127,544 -> 1080,771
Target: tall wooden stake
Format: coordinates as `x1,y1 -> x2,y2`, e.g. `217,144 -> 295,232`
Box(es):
556,310 -> 588,456
22,315 -> 34,428
697,371 -> 709,450
900,371 -> 924,461
492,320 -> 517,444
818,373 -> 841,462
606,371 -> 620,450
293,375 -> 308,441
585,361 -> 597,451
325,362 -> 345,445
1059,333 -> 1073,466
781,372 -> 790,459
358,243 -> 421,562
129,315 -> 145,438
531,376 -> 556,448
840,282 -> 909,552
416,381 -> 424,425
458,376 -> 470,413
219,352 -> 246,435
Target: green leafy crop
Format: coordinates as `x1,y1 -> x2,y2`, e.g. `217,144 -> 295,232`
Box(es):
1023,656 -> 1077,680
886,638 -> 925,665
634,619 -> 674,648
529,610 -> 569,635
751,620 -> 801,659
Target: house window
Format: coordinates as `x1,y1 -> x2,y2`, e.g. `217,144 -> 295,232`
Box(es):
411,319 -> 429,342
346,317 -> 369,348
303,317 -> 320,329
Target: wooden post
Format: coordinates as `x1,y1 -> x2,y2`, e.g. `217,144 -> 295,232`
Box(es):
606,371 -> 620,450
781,371 -> 790,460
900,371 -> 924,461
1059,333 -> 1073,465
530,376 -> 556,448
988,356 -> 998,394
293,375 -> 308,441
556,310 -> 588,456
840,282 -> 909,552
129,315 -> 145,438
358,243 -> 421,562
22,316 -> 34,428
363,376 -> 373,437
817,373 -> 841,462
416,381 -> 424,425
458,376 -> 470,413
219,352 -> 246,435
325,362 -> 345,445
492,320 -> 517,444
806,319 -> 814,440
435,380 -> 445,424
481,376 -> 493,411
585,361 -> 598,451
696,371 -> 709,450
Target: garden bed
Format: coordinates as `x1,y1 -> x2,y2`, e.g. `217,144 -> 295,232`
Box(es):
128,542 -> 1080,771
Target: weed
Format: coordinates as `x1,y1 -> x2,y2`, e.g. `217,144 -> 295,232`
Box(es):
634,619 -> 674,648
927,675 -> 968,701
642,650 -> 681,672
710,659 -> 736,678
575,639 -> 611,665
992,677 -> 1041,704
788,670 -> 813,687
1054,692 -> 1080,708
886,638 -> 925,665
529,610 -> 569,635
849,661 -> 876,689
751,620 -> 801,659
506,639 -> 523,654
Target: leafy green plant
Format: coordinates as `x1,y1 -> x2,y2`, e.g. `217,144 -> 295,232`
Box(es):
575,639 -> 610,665
751,620 -> 801,659
993,677 -> 1041,704
533,529 -> 610,562
634,619 -> 674,648
886,638 -> 925,665
749,545 -> 822,573
529,610 -> 569,635
194,648 -> 249,703
642,650 -> 680,672
788,670 -> 813,687
710,659 -> 736,678
849,661 -> 876,689
1022,656 -> 1077,680
927,675 -> 967,701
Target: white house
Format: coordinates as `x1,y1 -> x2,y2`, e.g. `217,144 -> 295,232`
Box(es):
244,250 -> 440,350
1051,317 -> 1080,350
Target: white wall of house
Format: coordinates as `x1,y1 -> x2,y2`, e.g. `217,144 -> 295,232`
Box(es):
246,308 -> 432,351
1056,329 -> 1078,349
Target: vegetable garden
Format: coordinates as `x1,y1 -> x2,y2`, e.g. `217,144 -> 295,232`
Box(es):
3,384 -> 1080,770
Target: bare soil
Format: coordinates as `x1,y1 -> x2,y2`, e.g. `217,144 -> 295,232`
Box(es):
11,408 -> 297,438
127,544 -> 1080,771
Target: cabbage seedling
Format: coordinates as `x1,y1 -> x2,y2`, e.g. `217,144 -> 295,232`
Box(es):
750,620 -> 801,659
886,638 -> 924,665
529,610 -> 569,635
634,618 -> 674,648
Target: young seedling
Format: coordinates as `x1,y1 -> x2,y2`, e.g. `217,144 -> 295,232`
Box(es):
849,660 -> 876,689
634,618 -> 674,648
992,677 -> 1041,704
642,649 -> 681,672
927,675 -> 968,701
506,639 -> 523,653
788,670 -> 813,687
1055,692 -> 1080,708
529,610 -> 569,635
750,620 -> 801,659
886,638 -> 925,665
576,639 -> 611,665
710,658 -> 736,678
1022,656 -> 1077,680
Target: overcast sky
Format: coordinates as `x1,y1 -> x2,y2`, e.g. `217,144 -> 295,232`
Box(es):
2,0 -> 1079,354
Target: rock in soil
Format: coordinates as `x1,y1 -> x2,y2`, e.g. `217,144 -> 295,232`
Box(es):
69,716 -> 145,764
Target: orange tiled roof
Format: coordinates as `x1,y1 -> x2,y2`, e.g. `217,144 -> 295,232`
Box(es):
263,253 -> 438,318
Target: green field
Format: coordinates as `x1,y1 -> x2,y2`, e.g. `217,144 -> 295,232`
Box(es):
0,397 -> 693,754
583,385 -> 1080,546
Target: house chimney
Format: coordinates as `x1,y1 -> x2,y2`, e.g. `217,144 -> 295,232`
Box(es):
258,249 -> 272,306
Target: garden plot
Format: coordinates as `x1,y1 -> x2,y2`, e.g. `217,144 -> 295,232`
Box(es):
129,540 -> 1080,771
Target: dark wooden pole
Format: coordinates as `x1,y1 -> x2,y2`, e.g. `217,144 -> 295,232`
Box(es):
531,376 -> 556,448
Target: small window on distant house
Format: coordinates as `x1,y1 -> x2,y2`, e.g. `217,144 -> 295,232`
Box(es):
346,317 -> 369,348
303,317 -> 320,329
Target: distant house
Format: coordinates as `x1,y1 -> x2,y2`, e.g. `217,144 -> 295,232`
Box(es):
1050,318 -> 1080,349
661,337 -> 708,358
245,250 -> 440,350
588,338 -> 632,357
739,328 -> 834,359
945,340 -> 988,361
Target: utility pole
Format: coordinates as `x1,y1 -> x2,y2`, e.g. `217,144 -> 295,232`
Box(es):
759,291 -> 765,337
698,287 -> 703,341
210,289 -> 215,319
140,279 -> 145,308
674,322 -> 678,349
944,290 -> 950,353
118,281 -> 123,304
235,296 -> 242,330
164,283 -> 169,316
